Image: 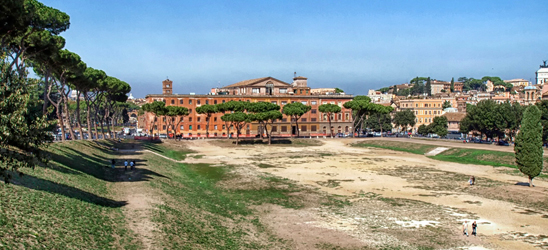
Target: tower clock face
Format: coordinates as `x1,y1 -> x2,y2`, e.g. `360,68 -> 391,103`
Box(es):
166,85 -> 170,88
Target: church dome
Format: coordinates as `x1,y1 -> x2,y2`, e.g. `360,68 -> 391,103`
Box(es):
524,85 -> 537,90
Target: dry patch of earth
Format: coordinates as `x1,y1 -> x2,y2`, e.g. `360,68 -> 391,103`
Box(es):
161,138 -> 548,249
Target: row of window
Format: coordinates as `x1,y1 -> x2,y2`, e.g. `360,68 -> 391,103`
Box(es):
414,110 -> 442,115
402,103 -> 442,108
156,124 -> 349,133
164,99 -> 344,106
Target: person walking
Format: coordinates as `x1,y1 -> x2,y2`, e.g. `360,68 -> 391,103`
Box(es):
111,159 -> 116,169
130,160 -> 135,170
463,220 -> 469,236
124,160 -> 128,171
472,221 -> 477,236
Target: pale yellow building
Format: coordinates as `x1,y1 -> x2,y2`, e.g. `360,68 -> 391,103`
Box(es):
398,99 -> 444,132
504,78 -> 530,87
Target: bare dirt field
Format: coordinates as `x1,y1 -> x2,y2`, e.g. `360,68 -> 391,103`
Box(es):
161,138 -> 548,249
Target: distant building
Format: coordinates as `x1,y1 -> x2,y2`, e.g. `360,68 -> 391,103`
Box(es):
144,77 -> 355,137
537,60 -> 548,85
367,89 -> 392,103
504,78 -> 530,87
397,98 -> 444,132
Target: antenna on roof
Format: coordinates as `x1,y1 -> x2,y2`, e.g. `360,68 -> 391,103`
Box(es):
294,72 -> 296,78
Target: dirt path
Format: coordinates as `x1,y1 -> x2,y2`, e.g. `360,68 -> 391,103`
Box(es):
113,149 -> 162,250
174,139 -> 548,249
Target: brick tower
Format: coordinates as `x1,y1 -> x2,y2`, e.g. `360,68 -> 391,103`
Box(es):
162,79 -> 173,95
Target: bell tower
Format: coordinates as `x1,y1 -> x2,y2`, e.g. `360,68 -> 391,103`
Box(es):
162,79 -> 173,95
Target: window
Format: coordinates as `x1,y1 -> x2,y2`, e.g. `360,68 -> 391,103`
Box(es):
300,89 -> 303,94
214,100 -> 217,104
281,126 -> 287,132
206,100 -> 209,104
416,104 -> 418,107
311,109 -> 317,114
154,125 -> 157,130
171,99 -> 174,104
301,101 -> 307,105
311,118 -> 317,122
301,125 -> 307,132
189,109 -> 193,114
222,100 -> 225,103
338,114 -> 342,120
180,117 -> 184,122
345,113 -> 349,120
189,117 -> 192,122
323,101 -> 327,104
154,117 -> 157,122
311,101 -> 317,105
189,125 -> 193,130
282,118 -> 287,122
162,125 -> 166,130
162,117 -> 166,122
197,100 -> 201,105
311,125 -> 317,131
180,125 -> 184,130
214,117 -> 217,122
179,99 -> 183,104
189,100 -> 192,104
222,125 -> 226,129
198,117 -> 201,122
301,118 -> 307,122
281,101 -> 287,105
272,126 -> 277,132
252,88 -> 260,93
214,125 -> 217,130
271,101 -> 277,104
280,88 -> 287,93
197,125 -> 201,130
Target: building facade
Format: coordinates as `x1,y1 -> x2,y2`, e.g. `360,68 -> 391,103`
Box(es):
144,77 -> 354,137
397,98 -> 444,132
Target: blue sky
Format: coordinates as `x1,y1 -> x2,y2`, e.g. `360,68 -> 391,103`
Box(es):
41,0 -> 548,98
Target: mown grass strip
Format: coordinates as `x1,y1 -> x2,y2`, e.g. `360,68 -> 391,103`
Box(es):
352,140 -> 437,155
142,141 -> 195,161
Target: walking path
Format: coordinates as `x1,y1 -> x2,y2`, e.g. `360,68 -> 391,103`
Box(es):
113,148 -> 162,249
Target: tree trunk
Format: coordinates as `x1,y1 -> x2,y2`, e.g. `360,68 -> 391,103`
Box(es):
295,117 -> 300,138
75,92 -> 86,140
328,114 -> 333,138
62,98 -> 77,141
529,176 -> 535,187
42,71 -> 50,115
379,116 -> 383,138
206,116 -> 210,138
290,117 -> 294,138
86,99 -> 93,140
56,108 -> 66,142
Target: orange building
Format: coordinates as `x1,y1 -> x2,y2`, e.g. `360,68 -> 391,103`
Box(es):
144,77 -> 354,138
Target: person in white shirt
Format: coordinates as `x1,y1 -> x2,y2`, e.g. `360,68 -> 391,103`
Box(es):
130,160 -> 135,170
463,220 -> 469,236
124,160 -> 128,171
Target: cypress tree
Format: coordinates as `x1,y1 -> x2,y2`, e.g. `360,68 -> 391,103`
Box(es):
393,85 -> 398,96
450,77 -> 455,92
514,105 -> 543,187
425,77 -> 432,96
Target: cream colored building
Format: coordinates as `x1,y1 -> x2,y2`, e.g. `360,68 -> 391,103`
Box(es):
504,79 -> 530,87
398,99 -> 444,132
537,61 -> 548,85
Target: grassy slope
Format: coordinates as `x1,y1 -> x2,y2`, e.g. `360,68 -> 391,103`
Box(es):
353,140 -> 547,178
0,140 -> 140,249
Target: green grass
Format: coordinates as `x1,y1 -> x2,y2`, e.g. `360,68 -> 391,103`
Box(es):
353,140 -> 548,178
143,153 -> 305,249
0,140 -> 140,249
352,140 -> 437,155
142,141 -> 195,160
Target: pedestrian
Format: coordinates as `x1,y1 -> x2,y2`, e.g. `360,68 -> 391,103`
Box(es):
463,220 -> 469,236
468,176 -> 474,186
130,160 -> 135,170
472,221 -> 477,236
124,160 -> 128,171
471,176 -> 475,185
111,159 -> 116,169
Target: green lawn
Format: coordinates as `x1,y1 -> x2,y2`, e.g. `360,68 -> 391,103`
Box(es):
0,141 -> 140,249
353,140 -> 547,178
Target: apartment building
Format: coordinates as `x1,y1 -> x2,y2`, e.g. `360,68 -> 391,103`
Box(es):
398,98 -> 444,132
144,77 -> 354,137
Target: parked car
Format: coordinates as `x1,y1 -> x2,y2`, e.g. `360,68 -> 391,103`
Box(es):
497,140 -> 510,146
159,133 -> 168,139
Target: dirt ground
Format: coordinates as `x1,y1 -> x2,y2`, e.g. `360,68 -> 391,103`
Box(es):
160,138 -> 548,249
